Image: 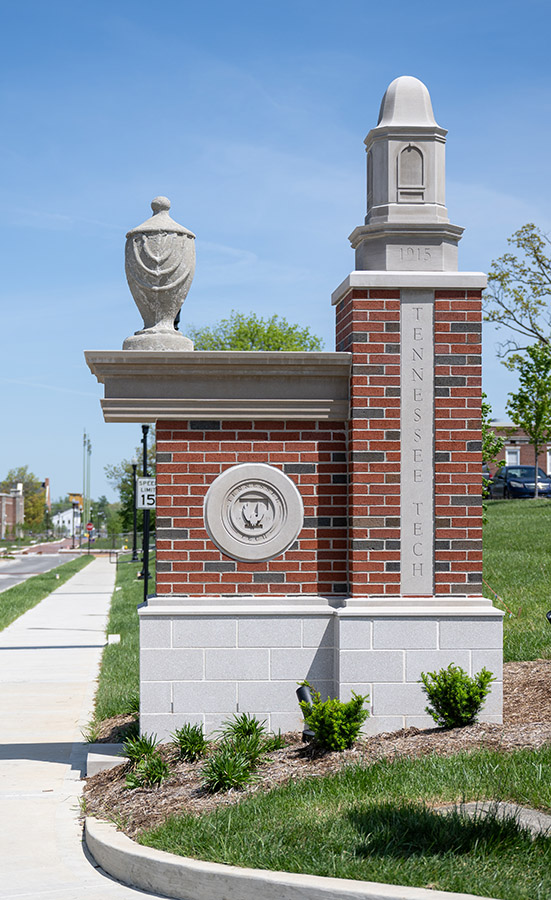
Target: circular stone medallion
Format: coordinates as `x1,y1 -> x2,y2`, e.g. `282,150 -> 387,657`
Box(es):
204,463 -> 304,562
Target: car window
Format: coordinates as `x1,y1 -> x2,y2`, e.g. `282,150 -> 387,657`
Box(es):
507,467 -> 539,479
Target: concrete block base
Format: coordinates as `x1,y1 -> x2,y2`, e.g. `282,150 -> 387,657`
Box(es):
139,596 -> 503,740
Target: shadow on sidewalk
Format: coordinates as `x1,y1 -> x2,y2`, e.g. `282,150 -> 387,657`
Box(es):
0,741 -> 93,775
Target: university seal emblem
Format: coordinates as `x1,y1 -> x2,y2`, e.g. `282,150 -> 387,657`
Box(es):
203,464 -> 304,562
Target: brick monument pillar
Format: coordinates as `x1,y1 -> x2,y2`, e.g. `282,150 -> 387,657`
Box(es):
332,76 -> 502,730
86,76 -> 502,740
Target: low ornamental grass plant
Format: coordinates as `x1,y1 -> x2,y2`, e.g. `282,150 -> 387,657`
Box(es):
200,714 -> 285,793
420,664 -> 495,729
125,752 -> 170,789
200,745 -> 255,793
122,732 -> 160,763
123,732 -> 170,789
171,723 -> 210,762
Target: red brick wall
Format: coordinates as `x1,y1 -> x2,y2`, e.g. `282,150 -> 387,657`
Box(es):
335,287 -> 483,598
336,289 -> 402,596
155,420 -> 348,596
434,290 -> 482,595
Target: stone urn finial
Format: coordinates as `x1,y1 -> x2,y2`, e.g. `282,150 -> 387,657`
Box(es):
123,196 -> 196,350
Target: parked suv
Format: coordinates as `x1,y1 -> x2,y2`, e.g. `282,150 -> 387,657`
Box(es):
489,466 -> 551,499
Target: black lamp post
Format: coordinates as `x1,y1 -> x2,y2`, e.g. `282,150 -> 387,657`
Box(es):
141,424 -> 150,604
131,459 -> 138,562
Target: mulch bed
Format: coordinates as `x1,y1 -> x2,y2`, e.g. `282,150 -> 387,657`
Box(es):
84,659 -> 551,840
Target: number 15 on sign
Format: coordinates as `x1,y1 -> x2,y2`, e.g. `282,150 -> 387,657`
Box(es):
136,477 -> 156,509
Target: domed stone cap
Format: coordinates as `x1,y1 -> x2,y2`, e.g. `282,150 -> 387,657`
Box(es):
377,75 -> 439,127
126,196 -> 196,238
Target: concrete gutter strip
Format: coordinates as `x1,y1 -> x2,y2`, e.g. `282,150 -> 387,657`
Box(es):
85,817 -> 497,900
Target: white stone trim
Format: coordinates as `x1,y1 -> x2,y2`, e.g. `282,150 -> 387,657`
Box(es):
85,351 -> 351,423
331,271 -> 487,305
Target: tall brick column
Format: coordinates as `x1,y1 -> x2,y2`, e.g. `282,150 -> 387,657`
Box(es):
331,75 -> 502,730
336,289 -> 402,596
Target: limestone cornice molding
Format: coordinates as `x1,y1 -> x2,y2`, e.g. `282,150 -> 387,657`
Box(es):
364,123 -> 448,147
84,350 -> 352,423
349,222 -> 464,249
331,270 -> 488,305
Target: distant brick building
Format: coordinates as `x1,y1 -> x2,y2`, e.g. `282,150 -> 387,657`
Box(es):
488,421 -> 551,473
0,484 -> 24,539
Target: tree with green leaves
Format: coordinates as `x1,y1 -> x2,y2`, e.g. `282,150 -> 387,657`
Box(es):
506,343 -> 551,498
0,465 -> 45,531
105,439 -> 156,532
187,311 -> 323,351
484,224 -> 551,366
481,393 -> 503,499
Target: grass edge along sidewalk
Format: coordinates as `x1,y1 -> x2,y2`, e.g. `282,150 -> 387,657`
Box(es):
87,556 -> 141,733
0,555 -> 93,631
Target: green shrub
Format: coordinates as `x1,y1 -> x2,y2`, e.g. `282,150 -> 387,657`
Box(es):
298,682 -> 369,751
420,664 -> 495,729
122,732 -> 159,763
171,723 -> 210,762
125,751 -> 170,789
201,744 -> 255,793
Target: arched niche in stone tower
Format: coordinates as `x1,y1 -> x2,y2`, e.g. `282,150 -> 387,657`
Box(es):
398,144 -> 424,203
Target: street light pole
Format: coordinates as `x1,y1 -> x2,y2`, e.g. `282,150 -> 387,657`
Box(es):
71,501 -> 77,550
131,459 -> 138,562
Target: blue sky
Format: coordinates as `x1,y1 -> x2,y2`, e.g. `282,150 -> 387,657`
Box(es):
2,0 -> 551,502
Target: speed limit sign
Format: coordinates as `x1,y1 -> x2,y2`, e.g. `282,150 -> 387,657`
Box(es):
136,477 -> 156,509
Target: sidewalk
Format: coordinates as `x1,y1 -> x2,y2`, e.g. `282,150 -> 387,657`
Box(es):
0,555 -> 166,899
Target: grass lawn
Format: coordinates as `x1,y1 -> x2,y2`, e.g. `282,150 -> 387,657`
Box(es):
0,555 -> 92,631
140,748 -> 551,900
483,499 -> 551,661
91,556 -> 143,723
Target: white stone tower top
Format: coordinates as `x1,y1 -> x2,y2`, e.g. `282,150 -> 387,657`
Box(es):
377,75 -> 439,127
349,75 -> 463,272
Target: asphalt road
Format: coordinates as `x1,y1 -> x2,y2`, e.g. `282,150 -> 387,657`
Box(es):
0,549 -> 79,593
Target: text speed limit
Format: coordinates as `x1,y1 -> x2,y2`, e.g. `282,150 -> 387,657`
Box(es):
136,477 -> 156,509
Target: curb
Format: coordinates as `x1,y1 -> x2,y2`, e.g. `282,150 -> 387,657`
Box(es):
85,817 -> 497,900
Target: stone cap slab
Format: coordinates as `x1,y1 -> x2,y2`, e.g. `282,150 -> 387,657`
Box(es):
332,271 -> 487,305
85,350 -> 351,423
